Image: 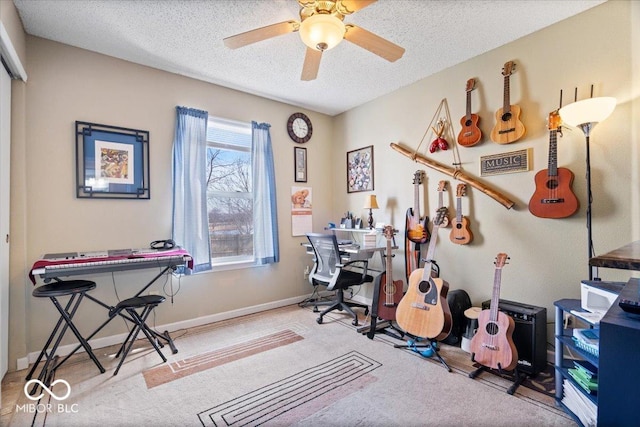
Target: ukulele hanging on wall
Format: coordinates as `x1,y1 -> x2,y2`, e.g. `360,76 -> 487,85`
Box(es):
528,110 -> 579,218
450,183 -> 473,245
490,61 -> 525,144
458,78 -> 482,147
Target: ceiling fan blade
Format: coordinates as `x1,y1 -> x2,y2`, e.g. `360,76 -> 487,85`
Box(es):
336,0 -> 377,14
301,47 -> 322,81
223,21 -> 299,49
344,24 -> 405,62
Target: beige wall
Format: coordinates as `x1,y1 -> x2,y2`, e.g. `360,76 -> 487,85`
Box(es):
5,0 -> 639,371
334,0 -> 637,325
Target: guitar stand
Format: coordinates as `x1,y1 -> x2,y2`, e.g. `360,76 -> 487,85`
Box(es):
358,318 -> 405,341
468,362 -> 526,395
394,336 -> 451,372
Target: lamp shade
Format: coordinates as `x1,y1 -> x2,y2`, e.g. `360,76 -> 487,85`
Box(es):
363,195 -> 379,210
299,14 -> 345,51
559,97 -> 616,127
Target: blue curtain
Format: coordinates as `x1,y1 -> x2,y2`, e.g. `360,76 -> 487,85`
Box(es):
172,106 -> 212,273
252,121 -> 279,265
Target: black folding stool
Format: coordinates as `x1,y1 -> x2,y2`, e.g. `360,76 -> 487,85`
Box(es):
110,294 -> 167,375
26,280 -> 105,392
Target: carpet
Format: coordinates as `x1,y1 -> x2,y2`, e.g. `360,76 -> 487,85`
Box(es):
471,362 -> 556,397
3,304 -> 574,427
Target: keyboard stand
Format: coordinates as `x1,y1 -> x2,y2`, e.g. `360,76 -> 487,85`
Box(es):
54,264 -> 179,369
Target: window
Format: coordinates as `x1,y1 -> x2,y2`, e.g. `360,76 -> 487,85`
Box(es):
206,117 -> 253,265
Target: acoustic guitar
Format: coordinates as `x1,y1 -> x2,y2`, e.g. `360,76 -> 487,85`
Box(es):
406,170 -> 429,244
450,183 -> 473,245
528,110 -> 579,218
396,207 -> 452,340
470,253 -> 518,371
457,78 -> 482,147
374,225 -> 404,322
490,61 -> 525,144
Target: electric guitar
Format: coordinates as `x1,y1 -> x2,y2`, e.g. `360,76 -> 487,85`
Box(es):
406,170 -> 429,244
437,180 -> 450,228
374,226 -> 404,323
396,207 -> 452,340
450,183 -> 473,245
490,61 -> 525,144
457,78 -> 482,147
528,110 -> 579,218
470,253 -> 518,371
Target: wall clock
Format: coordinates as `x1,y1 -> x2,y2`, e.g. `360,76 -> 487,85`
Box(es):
287,112 -> 312,144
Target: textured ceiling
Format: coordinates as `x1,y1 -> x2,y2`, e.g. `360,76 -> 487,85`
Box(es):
13,0 -> 605,116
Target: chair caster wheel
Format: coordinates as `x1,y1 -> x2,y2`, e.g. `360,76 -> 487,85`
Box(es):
313,306 -> 319,313
317,317 -> 323,324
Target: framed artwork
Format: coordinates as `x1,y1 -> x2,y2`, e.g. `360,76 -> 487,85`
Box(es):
294,146 -> 307,183
346,145 -> 374,193
76,121 -> 150,199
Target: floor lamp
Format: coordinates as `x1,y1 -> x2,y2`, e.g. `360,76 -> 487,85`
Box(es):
558,96 -> 616,280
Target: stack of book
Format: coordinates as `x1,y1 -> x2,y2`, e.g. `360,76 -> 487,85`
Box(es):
572,327 -> 599,357
567,360 -> 598,395
562,379 -> 597,427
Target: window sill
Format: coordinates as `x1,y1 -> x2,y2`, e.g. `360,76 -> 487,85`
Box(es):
210,259 -> 262,272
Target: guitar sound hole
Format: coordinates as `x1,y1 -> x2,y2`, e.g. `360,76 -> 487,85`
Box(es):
485,322 -> 499,336
418,280 -> 431,294
465,119 -> 472,126
546,179 -> 559,190
501,112 -> 512,121
456,223 -> 462,229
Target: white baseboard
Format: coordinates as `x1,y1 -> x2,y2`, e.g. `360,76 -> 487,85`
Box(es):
17,293 -> 320,371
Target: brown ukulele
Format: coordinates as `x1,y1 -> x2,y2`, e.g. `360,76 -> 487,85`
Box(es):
450,183 -> 473,245
437,180 -> 450,227
490,61 -> 525,144
374,226 -> 404,322
396,208 -> 452,340
470,253 -> 518,371
457,78 -> 482,147
405,170 -> 429,244
528,110 -> 579,218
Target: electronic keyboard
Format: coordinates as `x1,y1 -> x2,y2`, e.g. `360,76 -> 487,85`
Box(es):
30,250 -> 192,282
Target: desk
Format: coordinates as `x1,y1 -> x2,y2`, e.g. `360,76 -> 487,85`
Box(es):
29,248 -> 193,366
589,240 -> 640,271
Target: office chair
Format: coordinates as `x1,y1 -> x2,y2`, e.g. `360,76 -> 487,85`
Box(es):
306,233 -> 373,326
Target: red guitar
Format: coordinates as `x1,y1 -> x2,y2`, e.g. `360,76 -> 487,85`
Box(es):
458,78 -> 482,147
374,225 -> 404,322
450,183 -> 473,245
490,61 -> 525,144
528,110 -> 579,218
396,208 -> 452,340
470,253 -> 518,371
405,170 -> 429,244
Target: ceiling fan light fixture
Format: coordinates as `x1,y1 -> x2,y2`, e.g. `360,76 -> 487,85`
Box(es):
299,14 -> 345,51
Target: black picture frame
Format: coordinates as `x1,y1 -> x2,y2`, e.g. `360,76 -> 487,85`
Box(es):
294,146 -> 307,183
347,145 -> 374,193
75,121 -> 150,199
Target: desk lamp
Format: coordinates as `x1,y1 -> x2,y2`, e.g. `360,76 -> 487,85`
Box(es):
363,195 -> 379,229
558,96 -> 616,280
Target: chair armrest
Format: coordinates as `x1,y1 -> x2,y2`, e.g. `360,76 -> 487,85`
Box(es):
337,259 -> 369,278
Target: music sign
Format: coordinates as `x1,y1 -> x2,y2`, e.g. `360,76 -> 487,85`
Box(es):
479,148 -> 532,177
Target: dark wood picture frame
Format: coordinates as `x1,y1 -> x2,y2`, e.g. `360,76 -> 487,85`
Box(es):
76,121 -> 150,199
294,146 -> 307,183
346,145 -> 374,193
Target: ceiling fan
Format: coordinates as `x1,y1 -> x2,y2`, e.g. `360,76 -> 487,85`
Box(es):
223,0 -> 405,81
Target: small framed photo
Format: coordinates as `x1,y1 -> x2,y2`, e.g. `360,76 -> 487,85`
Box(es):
76,121 -> 150,199
294,146 -> 307,183
347,145 -> 374,193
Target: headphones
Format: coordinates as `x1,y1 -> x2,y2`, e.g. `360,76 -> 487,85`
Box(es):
150,239 -> 176,250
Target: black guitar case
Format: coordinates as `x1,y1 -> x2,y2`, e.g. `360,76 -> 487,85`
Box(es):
442,289 -> 472,346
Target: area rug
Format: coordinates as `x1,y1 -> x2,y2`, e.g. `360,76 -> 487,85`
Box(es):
3,304 -> 573,427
